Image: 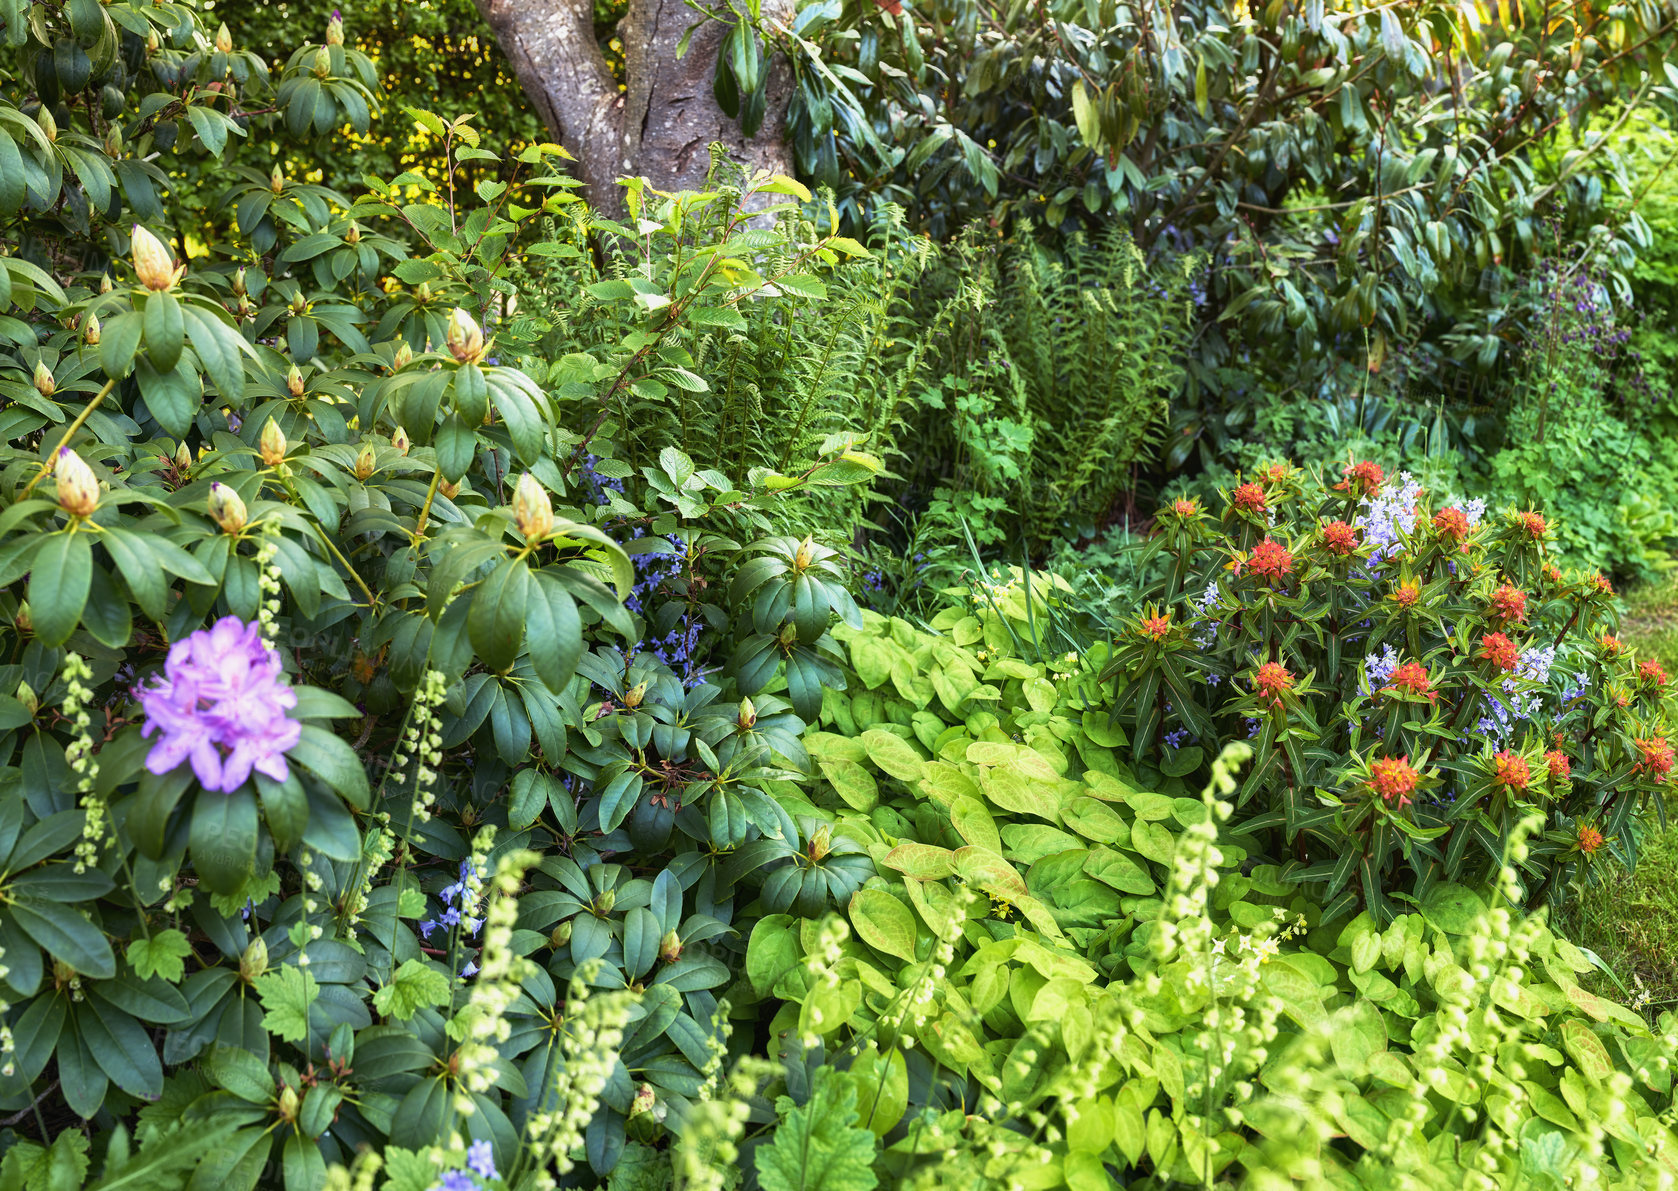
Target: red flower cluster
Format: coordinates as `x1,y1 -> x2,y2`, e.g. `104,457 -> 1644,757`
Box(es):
1232,482 -> 1267,512
1599,634 -> 1624,657
1320,520 -> 1360,555
1518,511 -> 1549,539
1390,580 -> 1421,609
1433,507 -> 1470,542
1478,632 -> 1519,672
1488,584 -> 1528,624
1370,755 -> 1419,807
1334,460 -> 1385,498
1169,498 -> 1199,518
1386,661 -> 1434,700
1260,463 -> 1289,484
1545,750 -> 1571,780
1638,659 -> 1669,687
1253,662 -> 1294,706
1491,750 -> 1530,791
1577,823 -> 1605,855
1637,736 -> 1675,782
1247,538 -> 1294,582
1139,613 -> 1171,641
1587,572 -> 1615,596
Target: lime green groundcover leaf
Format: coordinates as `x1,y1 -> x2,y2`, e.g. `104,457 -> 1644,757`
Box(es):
254,965 -> 320,1044
374,959 -> 452,1021
127,929 -> 193,983
756,1069 -> 879,1191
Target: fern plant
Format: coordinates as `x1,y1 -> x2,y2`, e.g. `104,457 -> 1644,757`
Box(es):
499,161 -> 931,536
895,228 -> 1196,554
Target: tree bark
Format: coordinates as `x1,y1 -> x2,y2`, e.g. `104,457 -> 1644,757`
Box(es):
473,0 -> 794,212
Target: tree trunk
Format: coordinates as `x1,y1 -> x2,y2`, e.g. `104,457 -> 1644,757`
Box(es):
473,0 -> 794,212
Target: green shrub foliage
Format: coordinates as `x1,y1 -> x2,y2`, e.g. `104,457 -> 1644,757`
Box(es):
2,0 -> 1677,1187
1102,463 -> 1675,918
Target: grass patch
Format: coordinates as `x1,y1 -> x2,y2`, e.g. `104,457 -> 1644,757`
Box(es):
1561,573 -> 1678,1010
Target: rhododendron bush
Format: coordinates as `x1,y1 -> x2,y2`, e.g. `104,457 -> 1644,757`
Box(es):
1104,462 -> 1675,918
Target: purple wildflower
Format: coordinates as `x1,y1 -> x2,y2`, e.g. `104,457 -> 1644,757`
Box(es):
137,617 -> 300,793
467,1141 -> 496,1179
435,1174 -> 475,1191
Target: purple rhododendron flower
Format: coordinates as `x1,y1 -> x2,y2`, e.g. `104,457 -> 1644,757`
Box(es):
138,617 -> 301,793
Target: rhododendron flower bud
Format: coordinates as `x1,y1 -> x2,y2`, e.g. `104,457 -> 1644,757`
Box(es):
270,164 -> 285,194
214,22 -> 233,52
146,27 -> 160,54
131,225 -> 178,291
285,364 -> 305,398
83,313 -> 100,345
312,45 -> 332,77
241,935 -> 269,982
445,307 -> 486,364
439,478 -> 460,499
737,696 -> 757,729
54,448 -> 99,517
35,107 -> 55,144
345,220 -> 361,245
98,273 -> 112,295
259,418 -> 287,467
231,267 -> 247,297
31,361 -> 53,397
391,426 -> 410,456
808,823 -> 833,861
326,9 -> 345,45
392,341 -> 413,370
512,472 -> 552,540
355,444 -> 376,481
14,602 -> 30,633
658,930 -> 682,963
174,440 -> 192,471
623,681 -> 647,709
207,482 -> 247,533
792,535 -> 815,571
103,127 -> 122,157
15,679 -> 36,715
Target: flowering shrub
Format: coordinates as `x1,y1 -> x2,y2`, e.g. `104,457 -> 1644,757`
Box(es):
1103,463 -> 1673,918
